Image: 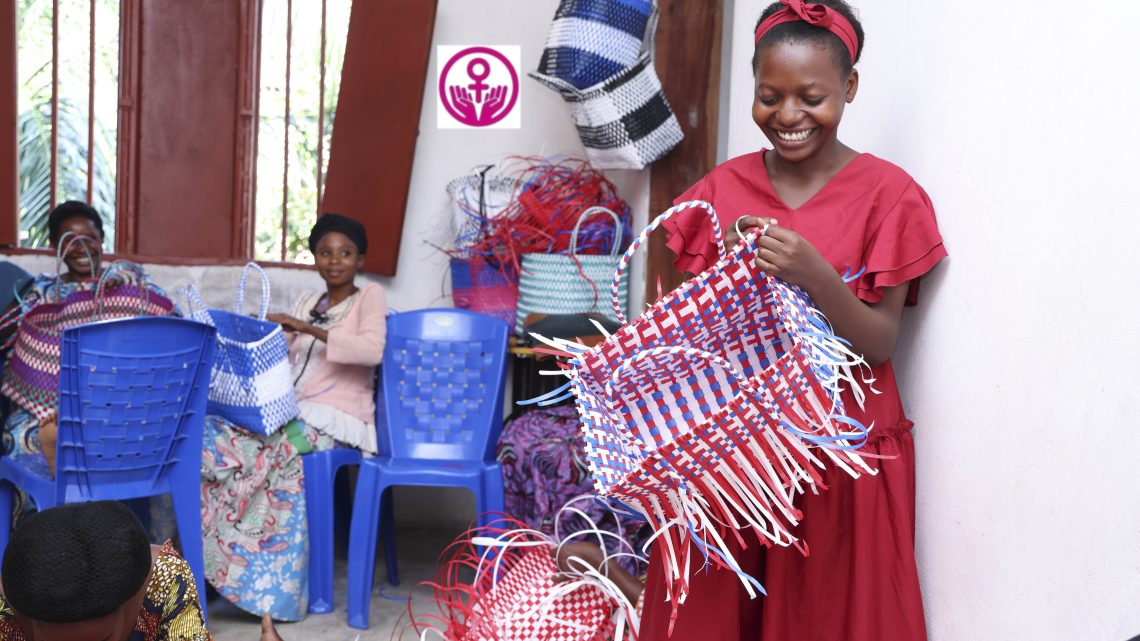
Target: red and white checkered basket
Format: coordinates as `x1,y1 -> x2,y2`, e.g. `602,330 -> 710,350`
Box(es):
408,510 -> 643,641
529,201 -> 877,619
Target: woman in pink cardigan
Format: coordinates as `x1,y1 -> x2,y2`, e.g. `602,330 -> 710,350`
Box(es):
201,214 -> 387,622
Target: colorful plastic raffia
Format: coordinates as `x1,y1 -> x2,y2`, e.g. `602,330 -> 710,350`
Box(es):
526,201 -> 877,629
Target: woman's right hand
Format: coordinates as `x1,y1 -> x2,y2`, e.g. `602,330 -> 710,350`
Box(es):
266,313 -> 304,333
724,216 -> 777,252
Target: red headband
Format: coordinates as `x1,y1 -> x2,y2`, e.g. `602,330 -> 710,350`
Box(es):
754,0 -> 860,63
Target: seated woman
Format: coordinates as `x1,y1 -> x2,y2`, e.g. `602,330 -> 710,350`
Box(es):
201,214 -> 386,622
1,202 -> 171,516
0,501 -> 212,641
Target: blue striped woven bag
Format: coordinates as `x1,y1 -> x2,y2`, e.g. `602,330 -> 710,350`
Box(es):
182,263 -> 298,436
535,0 -> 654,90
515,207 -> 627,335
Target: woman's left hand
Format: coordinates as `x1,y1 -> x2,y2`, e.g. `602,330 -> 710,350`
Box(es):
755,224 -> 834,292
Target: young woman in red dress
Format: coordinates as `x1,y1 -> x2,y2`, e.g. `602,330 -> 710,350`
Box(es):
638,2 -> 947,640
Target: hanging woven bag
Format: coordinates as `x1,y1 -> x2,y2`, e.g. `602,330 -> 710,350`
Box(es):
530,3 -> 683,170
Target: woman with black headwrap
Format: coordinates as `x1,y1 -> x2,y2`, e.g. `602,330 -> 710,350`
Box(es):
267,213 -> 387,453
199,214 -> 386,623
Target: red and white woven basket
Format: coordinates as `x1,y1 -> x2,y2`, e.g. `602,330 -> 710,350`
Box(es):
409,511 -> 642,641
528,201 -> 877,620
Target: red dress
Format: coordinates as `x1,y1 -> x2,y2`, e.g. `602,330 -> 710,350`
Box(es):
639,150 -> 947,641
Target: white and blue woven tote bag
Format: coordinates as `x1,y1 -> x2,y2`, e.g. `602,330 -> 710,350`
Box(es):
515,207 -> 628,335
183,263 -> 298,436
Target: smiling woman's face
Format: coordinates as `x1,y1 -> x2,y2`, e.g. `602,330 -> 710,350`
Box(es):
53,215 -> 103,279
752,40 -> 858,164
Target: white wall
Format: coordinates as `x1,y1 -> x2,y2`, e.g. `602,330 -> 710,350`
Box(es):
726,2 -> 1140,640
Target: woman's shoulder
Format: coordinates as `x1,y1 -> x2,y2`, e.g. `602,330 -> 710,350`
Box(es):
356,281 -> 387,308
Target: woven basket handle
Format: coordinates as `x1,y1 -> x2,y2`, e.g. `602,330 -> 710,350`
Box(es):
178,284 -> 214,326
93,260 -> 152,320
235,261 -> 270,321
610,200 -> 725,324
602,345 -> 754,449
569,206 -> 623,257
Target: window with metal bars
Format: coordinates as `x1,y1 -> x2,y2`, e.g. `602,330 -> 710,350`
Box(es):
15,0 -> 119,248
254,0 -> 353,264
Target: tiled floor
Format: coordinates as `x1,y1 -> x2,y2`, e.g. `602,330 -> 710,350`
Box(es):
207,526 -> 465,641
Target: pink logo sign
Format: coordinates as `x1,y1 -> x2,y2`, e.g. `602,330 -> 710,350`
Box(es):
438,46 -> 520,128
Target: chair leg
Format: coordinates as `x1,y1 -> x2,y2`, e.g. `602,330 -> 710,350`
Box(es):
170,482 -> 209,626
346,463 -> 385,630
0,481 -> 13,560
380,486 -> 398,586
302,454 -> 336,614
480,464 -> 506,528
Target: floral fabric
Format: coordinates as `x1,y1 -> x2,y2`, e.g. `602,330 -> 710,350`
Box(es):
201,415 -> 336,621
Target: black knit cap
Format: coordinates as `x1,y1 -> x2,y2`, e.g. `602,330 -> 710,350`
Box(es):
1,501 -> 152,623
308,213 -> 367,255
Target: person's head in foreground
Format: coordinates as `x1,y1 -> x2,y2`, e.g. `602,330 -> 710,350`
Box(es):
0,501 -> 155,641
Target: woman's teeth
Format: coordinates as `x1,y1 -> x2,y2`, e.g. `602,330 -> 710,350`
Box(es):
777,128 -> 815,142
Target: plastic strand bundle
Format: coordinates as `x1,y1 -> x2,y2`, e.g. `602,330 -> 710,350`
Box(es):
406,500 -> 647,641
529,200 -> 878,630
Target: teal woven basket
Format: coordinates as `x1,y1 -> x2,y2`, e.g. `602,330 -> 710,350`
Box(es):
515,207 -> 627,335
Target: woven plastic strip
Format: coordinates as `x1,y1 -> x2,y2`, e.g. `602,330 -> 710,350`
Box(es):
407,501 -> 645,641
530,200 -> 876,626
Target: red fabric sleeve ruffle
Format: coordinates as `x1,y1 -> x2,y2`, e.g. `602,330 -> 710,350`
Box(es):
855,180 -> 947,306
662,178 -> 720,276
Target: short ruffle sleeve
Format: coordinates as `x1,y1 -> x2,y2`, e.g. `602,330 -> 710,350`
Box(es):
662,178 -> 720,276
855,180 -> 947,306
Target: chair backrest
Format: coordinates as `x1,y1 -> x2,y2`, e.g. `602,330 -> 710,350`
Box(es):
55,317 -> 216,503
378,309 -> 508,462
0,260 -> 31,311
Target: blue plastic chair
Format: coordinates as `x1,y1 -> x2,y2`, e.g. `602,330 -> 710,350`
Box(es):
0,317 -> 216,614
346,309 -> 508,629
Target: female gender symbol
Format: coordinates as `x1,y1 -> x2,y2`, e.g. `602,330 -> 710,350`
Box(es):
466,58 -> 491,102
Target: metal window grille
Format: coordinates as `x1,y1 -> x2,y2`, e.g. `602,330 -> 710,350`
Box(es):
253,0 -> 353,263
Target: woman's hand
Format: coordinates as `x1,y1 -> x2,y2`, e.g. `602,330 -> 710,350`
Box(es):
755,224 -> 834,293
556,542 -> 607,576
724,216 -> 777,252
266,313 -> 305,333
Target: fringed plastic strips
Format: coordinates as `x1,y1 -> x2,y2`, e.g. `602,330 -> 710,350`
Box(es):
407,502 -> 647,641
526,201 -> 878,630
